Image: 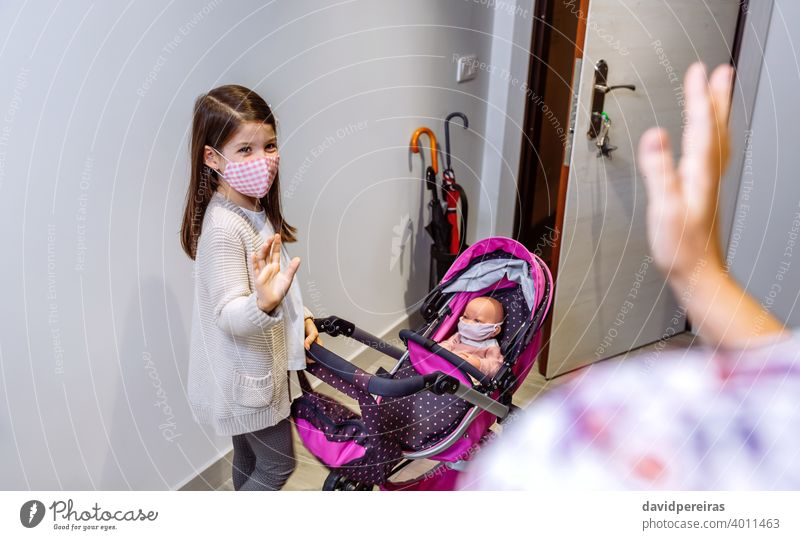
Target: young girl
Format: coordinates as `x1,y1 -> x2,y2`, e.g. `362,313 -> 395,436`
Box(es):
180,84 -> 319,490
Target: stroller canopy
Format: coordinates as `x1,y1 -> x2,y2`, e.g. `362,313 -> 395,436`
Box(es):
441,258 -> 536,311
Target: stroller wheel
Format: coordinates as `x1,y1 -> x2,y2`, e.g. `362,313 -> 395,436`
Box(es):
322,472 -> 344,491
322,472 -> 373,491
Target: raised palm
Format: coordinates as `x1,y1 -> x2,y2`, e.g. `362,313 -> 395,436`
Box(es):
251,233 -> 300,313
637,62 -> 733,281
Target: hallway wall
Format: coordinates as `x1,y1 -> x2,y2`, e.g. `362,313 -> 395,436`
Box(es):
0,0 -> 500,489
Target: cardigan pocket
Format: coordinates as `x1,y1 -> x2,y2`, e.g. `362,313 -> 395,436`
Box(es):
232,369 -> 275,408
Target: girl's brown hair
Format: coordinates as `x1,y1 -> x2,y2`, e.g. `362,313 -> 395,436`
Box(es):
180,84 -> 296,260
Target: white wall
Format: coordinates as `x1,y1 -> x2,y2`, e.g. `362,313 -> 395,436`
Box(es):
725,0 -> 800,327
0,0 -> 500,489
475,0 -> 536,238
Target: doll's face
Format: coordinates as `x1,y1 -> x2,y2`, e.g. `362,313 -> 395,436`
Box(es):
460,297 -> 504,336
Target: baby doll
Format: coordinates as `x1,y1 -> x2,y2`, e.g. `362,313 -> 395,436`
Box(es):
439,296 -> 505,378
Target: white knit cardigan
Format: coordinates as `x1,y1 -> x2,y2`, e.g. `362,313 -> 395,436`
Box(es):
187,191 -> 312,436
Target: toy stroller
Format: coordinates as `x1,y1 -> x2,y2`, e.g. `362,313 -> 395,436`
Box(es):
291,237 -> 553,490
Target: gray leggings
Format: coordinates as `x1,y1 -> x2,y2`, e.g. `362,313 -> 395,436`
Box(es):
231,417 -> 296,490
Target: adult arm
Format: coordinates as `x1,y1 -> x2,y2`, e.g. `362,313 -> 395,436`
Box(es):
638,63 -> 786,349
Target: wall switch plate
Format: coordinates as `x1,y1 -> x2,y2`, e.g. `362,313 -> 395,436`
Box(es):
456,55 -> 478,83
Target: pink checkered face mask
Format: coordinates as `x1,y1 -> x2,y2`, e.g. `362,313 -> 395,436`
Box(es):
211,147 -> 280,199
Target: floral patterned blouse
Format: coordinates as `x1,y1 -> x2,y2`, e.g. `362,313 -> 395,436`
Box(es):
464,333 -> 800,489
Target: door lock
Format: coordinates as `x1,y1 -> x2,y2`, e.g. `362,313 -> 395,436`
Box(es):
595,112 -> 617,158
587,59 -> 636,140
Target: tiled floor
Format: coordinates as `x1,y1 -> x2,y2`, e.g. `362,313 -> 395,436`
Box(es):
205,332 -> 698,491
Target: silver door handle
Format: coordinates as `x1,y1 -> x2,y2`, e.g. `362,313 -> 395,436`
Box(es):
594,83 -> 636,93
587,60 -> 636,139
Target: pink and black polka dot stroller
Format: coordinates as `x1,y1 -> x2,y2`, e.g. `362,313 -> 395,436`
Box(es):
291,237 -> 553,490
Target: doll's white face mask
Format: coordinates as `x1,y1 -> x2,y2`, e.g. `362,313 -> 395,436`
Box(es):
458,317 -> 501,341
211,147 -> 279,199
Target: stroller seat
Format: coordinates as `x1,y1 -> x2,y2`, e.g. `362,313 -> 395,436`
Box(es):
382,282 -> 531,452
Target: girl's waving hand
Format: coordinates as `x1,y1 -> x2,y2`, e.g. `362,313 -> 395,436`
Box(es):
252,233 -> 301,313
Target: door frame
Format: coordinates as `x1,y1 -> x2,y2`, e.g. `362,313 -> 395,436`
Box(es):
513,0 -> 589,376
720,0 -> 777,253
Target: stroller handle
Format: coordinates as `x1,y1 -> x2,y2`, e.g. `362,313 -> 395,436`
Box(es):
306,342 -> 442,397
398,329 -> 493,387
313,316 -> 405,361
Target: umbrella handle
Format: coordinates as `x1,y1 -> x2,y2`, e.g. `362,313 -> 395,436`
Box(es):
410,127 -> 439,175
426,166 -> 441,200
444,112 -> 468,171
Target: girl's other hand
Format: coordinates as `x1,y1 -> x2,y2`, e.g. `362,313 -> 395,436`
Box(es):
251,233 -> 301,313
303,317 -> 321,351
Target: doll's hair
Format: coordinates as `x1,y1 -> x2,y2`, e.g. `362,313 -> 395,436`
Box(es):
180,84 -> 296,260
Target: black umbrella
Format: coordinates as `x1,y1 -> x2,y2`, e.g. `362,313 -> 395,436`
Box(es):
423,165 -> 451,251
443,112 -> 470,254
